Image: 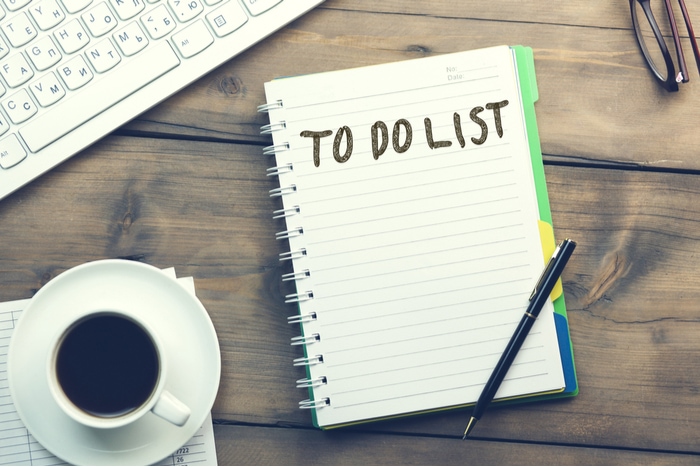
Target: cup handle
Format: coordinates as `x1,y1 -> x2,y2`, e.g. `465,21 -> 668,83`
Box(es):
152,390 -> 191,426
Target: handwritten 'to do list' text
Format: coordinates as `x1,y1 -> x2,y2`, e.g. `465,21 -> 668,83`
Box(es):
299,100 -> 509,168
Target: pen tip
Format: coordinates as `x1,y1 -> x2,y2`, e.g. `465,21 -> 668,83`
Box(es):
462,416 -> 478,440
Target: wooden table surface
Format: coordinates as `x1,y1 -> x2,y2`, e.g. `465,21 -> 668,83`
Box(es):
3,0 -> 700,464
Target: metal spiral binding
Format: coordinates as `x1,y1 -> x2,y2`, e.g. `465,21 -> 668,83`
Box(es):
269,185 -> 296,197
267,163 -> 293,177
296,376 -> 327,388
276,227 -> 303,240
273,206 -> 300,219
291,333 -> 320,346
263,142 -> 290,155
279,248 -> 306,261
261,98 -> 326,411
299,398 -> 330,410
285,291 -> 314,303
287,312 -> 317,324
282,270 -> 310,281
293,355 -> 324,366
257,99 -> 283,112
260,121 -> 287,134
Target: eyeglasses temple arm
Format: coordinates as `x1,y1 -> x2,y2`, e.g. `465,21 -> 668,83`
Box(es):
665,0 -> 689,82
677,0 -> 700,78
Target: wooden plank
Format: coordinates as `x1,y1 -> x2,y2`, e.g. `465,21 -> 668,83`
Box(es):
213,424 -> 700,465
321,0 -> 632,29
0,136 -> 307,425
122,1 -> 700,170
3,138 -> 700,454
329,165 -> 700,453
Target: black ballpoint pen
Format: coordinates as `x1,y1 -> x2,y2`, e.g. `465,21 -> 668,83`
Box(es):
462,238 -> 576,439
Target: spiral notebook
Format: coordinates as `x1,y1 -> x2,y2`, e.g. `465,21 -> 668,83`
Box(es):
260,45 -> 577,429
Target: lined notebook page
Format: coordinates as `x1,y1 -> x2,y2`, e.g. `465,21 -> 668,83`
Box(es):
265,45 -> 565,428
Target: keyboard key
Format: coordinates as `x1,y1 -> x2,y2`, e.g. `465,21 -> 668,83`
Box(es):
113,21 -> 148,55
54,18 -> 90,53
20,41 -> 180,153
241,0 -> 281,16
171,19 -> 212,58
0,112 -> 9,135
57,54 -> 93,89
168,0 -> 203,22
0,0 -> 324,200
2,12 -> 38,47
109,0 -> 145,20
140,4 -> 176,39
2,89 -> 37,123
0,35 -> 9,60
2,0 -> 32,12
30,0 -> 67,30
85,37 -> 121,72
26,36 -> 62,70
29,71 -> 66,106
205,1 -> 247,37
82,2 -> 118,36
0,134 -> 27,169
0,52 -> 34,87
60,0 -> 92,13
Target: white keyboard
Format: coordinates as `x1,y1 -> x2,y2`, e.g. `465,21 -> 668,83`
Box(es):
0,0 -> 325,200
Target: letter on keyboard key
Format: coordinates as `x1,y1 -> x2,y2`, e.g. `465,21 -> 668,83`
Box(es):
19,41 -> 180,153
0,36 -> 9,60
206,1 -> 248,37
140,4 -> 176,39
0,134 -> 27,169
30,0 -> 67,30
60,0 -> 93,14
2,0 -> 32,13
172,20 -> 213,58
109,0 -> 145,20
29,71 -> 66,106
54,19 -> 90,53
2,12 -> 38,47
82,2 -> 118,37
0,111 -> 9,135
3,89 -> 37,123
168,0 -> 204,22
113,21 -> 149,56
27,36 -> 63,71
0,52 -> 35,87
242,0 -> 282,16
58,55 -> 93,89
86,38 -> 121,72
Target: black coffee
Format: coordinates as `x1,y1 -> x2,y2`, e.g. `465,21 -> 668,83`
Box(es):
56,313 -> 160,418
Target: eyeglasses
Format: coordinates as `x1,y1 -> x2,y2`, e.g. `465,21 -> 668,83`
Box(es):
630,0 -> 700,91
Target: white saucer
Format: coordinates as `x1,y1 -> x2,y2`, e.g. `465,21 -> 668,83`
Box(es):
7,260 -> 221,466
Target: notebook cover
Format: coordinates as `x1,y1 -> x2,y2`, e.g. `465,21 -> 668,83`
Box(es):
514,44 -> 579,400
276,45 -> 577,428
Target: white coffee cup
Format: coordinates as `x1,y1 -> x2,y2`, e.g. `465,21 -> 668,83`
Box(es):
46,308 -> 191,430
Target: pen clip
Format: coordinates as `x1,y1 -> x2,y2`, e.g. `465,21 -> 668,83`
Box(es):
528,243 -> 562,301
